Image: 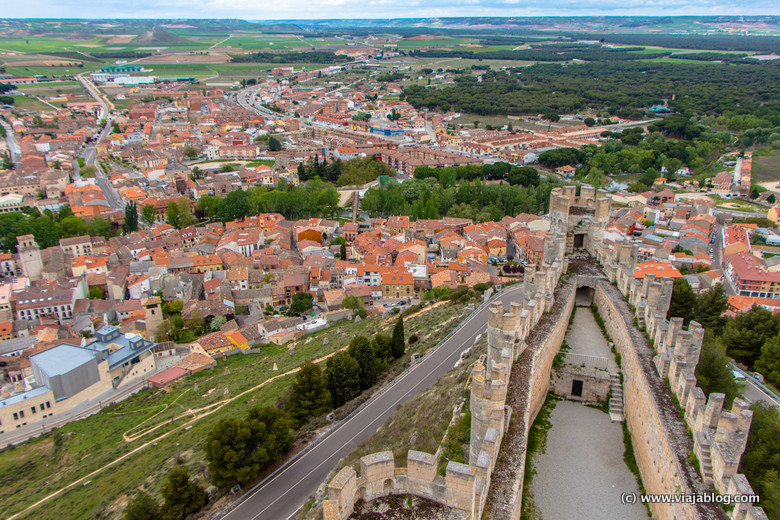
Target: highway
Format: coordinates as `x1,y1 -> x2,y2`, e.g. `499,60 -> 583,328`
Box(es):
731,363 -> 780,409
217,283 -> 525,520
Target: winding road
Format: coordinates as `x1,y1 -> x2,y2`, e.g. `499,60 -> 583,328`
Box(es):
216,283 -> 524,520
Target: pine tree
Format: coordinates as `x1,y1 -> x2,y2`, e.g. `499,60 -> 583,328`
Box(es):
160,468 -> 207,520
694,284 -> 728,334
288,362 -> 331,425
667,278 -> 696,325
325,351 -> 360,408
721,306 -> 780,369
349,336 -> 379,390
203,418 -> 257,488
124,491 -> 161,520
694,335 -> 739,405
124,201 -> 138,233
340,243 -> 347,260
372,333 -> 392,361
391,316 -> 405,359
756,336 -> 780,387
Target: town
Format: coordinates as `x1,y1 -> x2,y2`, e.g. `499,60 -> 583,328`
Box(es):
1,16 -> 780,520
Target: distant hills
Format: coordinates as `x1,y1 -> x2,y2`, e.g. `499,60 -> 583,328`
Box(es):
0,17 -> 779,37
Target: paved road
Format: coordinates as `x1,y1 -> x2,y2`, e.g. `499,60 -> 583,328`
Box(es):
77,73 -> 111,121
234,86 -> 281,119
1,118 -> 21,165
731,364 -> 780,409
218,284 -> 524,520
72,94 -> 122,211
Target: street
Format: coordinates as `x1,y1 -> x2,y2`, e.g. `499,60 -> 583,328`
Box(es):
74,75 -> 123,211
731,363 -> 780,409
1,118 -> 21,166
216,283 -> 524,520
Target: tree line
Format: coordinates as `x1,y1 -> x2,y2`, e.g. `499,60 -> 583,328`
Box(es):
361,176 -> 559,222
413,162 -> 540,188
0,207 -> 116,253
230,51 -> 352,64
403,61 -> 780,123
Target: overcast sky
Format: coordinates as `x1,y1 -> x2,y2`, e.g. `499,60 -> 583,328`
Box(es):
4,0 -> 780,20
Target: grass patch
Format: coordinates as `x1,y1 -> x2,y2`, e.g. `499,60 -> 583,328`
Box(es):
520,392 -> 558,520
1,301 -> 470,520
338,322 -> 481,472
753,149 -> 780,183
245,159 -> 275,168
622,421 -> 652,516
437,403 -> 471,476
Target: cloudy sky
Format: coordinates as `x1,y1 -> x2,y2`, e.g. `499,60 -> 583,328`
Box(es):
4,0 -> 779,19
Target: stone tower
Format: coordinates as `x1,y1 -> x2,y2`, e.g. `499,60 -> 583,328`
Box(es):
16,234 -> 42,281
142,296 -> 163,339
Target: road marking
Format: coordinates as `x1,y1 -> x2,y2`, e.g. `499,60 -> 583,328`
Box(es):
240,325 -> 488,520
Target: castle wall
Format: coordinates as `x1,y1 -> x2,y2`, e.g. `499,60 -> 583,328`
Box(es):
594,283 -> 708,520
593,263 -> 763,519
482,273 -> 578,520
323,187 -> 764,520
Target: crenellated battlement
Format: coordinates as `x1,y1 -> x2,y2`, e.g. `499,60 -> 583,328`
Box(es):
600,237 -> 766,519
322,189 -> 765,520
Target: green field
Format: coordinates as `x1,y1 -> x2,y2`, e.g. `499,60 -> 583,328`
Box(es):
395,37 -> 482,49
14,81 -> 80,89
8,95 -> 54,111
753,150 -> 780,183
3,64 -> 102,77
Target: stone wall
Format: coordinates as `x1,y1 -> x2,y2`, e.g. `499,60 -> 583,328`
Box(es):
596,237 -> 767,520
321,187 -> 766,520
551,365 -> 611,402
322,250 -> 570,520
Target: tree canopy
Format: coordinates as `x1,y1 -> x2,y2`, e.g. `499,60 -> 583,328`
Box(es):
288,362 -> 331,425
204,406 -> 293,488
160,468 -> 207,520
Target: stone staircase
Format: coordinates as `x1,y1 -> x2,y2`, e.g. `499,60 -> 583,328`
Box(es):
697,433 -> 714,483
609,373 -> 624,422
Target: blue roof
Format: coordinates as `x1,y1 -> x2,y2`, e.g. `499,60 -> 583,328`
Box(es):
30,344 -> 96,378
0,385 -> 51,408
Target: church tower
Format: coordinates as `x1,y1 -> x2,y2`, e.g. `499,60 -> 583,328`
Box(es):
17,235 -> 42,281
